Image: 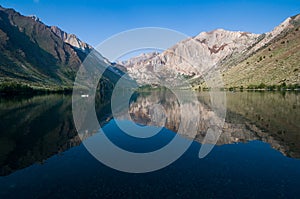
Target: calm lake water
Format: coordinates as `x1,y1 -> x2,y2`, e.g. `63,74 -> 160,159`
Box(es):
0,91 -> 300,198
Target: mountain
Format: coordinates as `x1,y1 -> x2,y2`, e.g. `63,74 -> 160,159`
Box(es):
0,6 -> 120,93
122,14 -> 300,88
122,29 -> 259,80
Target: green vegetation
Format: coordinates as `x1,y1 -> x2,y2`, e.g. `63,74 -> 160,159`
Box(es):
242,83 -> 300,91
0,82 -> 73,95
0,82 -> 33,94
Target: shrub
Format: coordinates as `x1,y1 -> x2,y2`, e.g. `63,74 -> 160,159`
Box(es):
257,83 -> 266,89
0,82 -> 33,94
267,85 -> 276,91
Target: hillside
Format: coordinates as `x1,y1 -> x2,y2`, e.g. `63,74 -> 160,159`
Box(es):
222,14 -> 300,88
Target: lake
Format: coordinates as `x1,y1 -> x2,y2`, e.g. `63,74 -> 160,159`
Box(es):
0,91 -> 300,198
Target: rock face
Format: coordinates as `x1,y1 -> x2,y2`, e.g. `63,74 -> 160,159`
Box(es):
122,14 -> 300,87
50,26 -> 92,53
122,29 -> 259,85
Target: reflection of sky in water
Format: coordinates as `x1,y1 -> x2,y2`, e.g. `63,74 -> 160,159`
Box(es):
85,119 -> 176,153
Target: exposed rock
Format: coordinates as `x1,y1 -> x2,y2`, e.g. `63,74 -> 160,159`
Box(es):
50,26 -> 92,53
122,29 -> 259,85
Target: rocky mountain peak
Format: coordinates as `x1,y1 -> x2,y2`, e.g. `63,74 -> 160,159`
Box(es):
193,29 -> 259,56
122,29 -> 259,84
195,29 -> 258,47
50,26 -> 92,53
28,15 -> 40,22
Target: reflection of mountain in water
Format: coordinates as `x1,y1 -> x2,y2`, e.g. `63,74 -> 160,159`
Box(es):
127,90 -> 300,158
0,91 -> 299,176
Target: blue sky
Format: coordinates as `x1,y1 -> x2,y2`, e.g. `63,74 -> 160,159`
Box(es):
0,0 -> 300,47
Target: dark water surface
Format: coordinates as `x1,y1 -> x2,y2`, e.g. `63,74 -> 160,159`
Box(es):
0,91 -> 300,198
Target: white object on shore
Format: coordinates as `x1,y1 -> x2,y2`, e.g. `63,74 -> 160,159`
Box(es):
81,94 -> 89,98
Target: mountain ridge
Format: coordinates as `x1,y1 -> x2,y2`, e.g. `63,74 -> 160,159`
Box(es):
122,14 -> 300,89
